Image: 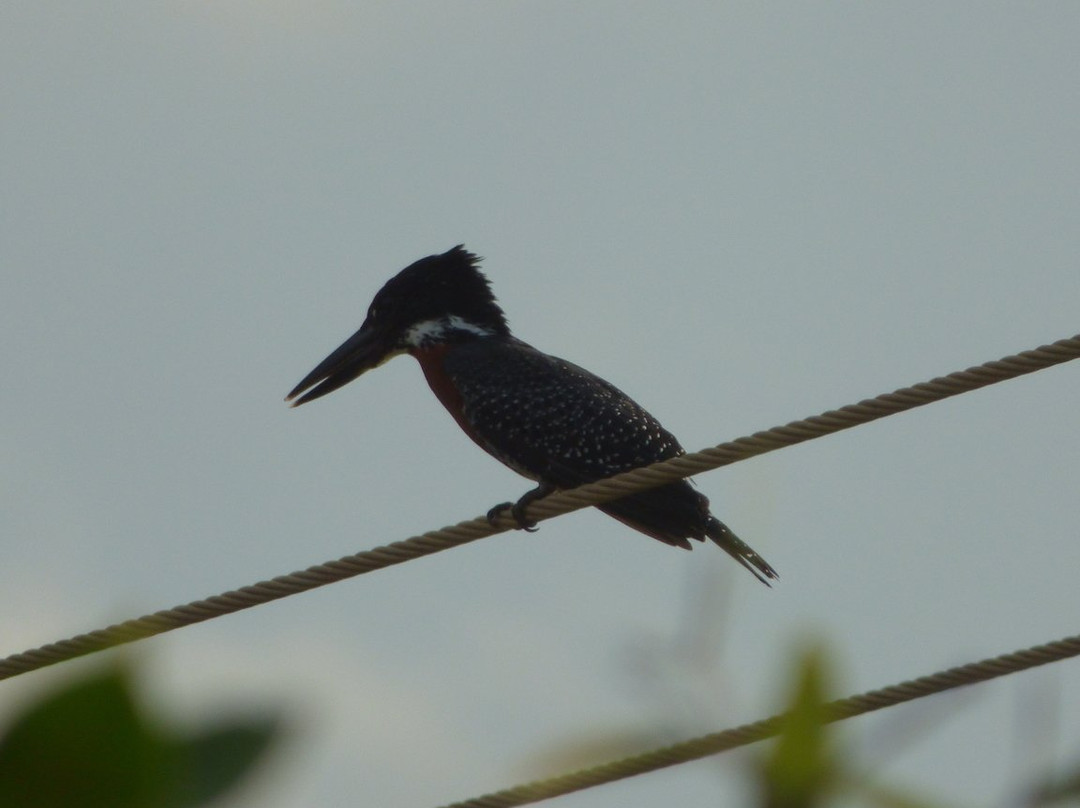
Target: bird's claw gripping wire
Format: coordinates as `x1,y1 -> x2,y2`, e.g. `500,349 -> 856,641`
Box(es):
487,484 -> 556,532
486,501 -> 538,532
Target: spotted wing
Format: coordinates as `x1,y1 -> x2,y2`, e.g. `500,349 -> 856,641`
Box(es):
442,337 -> 717,548
442,338 -> 680,482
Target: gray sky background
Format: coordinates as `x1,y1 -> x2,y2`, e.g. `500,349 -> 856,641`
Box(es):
3,3 -> 1079,806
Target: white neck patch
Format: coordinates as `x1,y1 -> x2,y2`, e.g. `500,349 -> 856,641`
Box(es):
402,315 -> 495,348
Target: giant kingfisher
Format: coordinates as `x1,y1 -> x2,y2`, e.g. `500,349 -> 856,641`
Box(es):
286,246 -> 777,584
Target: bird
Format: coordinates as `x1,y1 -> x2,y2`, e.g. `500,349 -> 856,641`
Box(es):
286,246 -> 777,584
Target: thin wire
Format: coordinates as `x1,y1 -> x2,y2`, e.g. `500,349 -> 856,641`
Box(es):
436,633 -> 1080,808
0,333 -> 1077,681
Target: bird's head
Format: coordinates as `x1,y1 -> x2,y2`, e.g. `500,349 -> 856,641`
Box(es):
286,245 -> 509,406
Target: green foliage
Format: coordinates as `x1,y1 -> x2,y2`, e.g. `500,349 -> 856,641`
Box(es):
165,719 -> 281,808
757,645 -> 945,808
0,663 -> 280,808
760,645 -> 834,808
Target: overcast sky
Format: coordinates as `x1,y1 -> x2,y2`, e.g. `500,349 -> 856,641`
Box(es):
3,3 -> 1080,806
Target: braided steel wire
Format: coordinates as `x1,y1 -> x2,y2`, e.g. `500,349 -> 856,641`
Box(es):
437,633 -> 1080,808
0,333 -> 1077,681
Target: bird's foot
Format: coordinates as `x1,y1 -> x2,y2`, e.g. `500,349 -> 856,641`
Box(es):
486,501 -> 538,532
486,484 -> 555,532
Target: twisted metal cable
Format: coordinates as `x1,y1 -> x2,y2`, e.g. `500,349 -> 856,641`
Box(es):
523,333 -> 1080,518
437,633 -> 1080,808
1,333 -> 1077,681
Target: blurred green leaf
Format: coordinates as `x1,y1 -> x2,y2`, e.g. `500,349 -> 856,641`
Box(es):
0,664 -> 170,808
164,717 -> 281,808
0,662 -> 281,808
760,645 -> 835,808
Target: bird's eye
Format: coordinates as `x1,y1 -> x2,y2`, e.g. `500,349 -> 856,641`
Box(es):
367,306 -> 378,320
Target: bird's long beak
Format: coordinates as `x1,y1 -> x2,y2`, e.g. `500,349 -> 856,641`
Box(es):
286,322 -> 396,407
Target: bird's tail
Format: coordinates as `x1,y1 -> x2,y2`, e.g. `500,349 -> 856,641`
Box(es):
705,516 -> 778,586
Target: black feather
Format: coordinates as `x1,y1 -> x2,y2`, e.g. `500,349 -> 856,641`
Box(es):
442,337 -> 777,582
